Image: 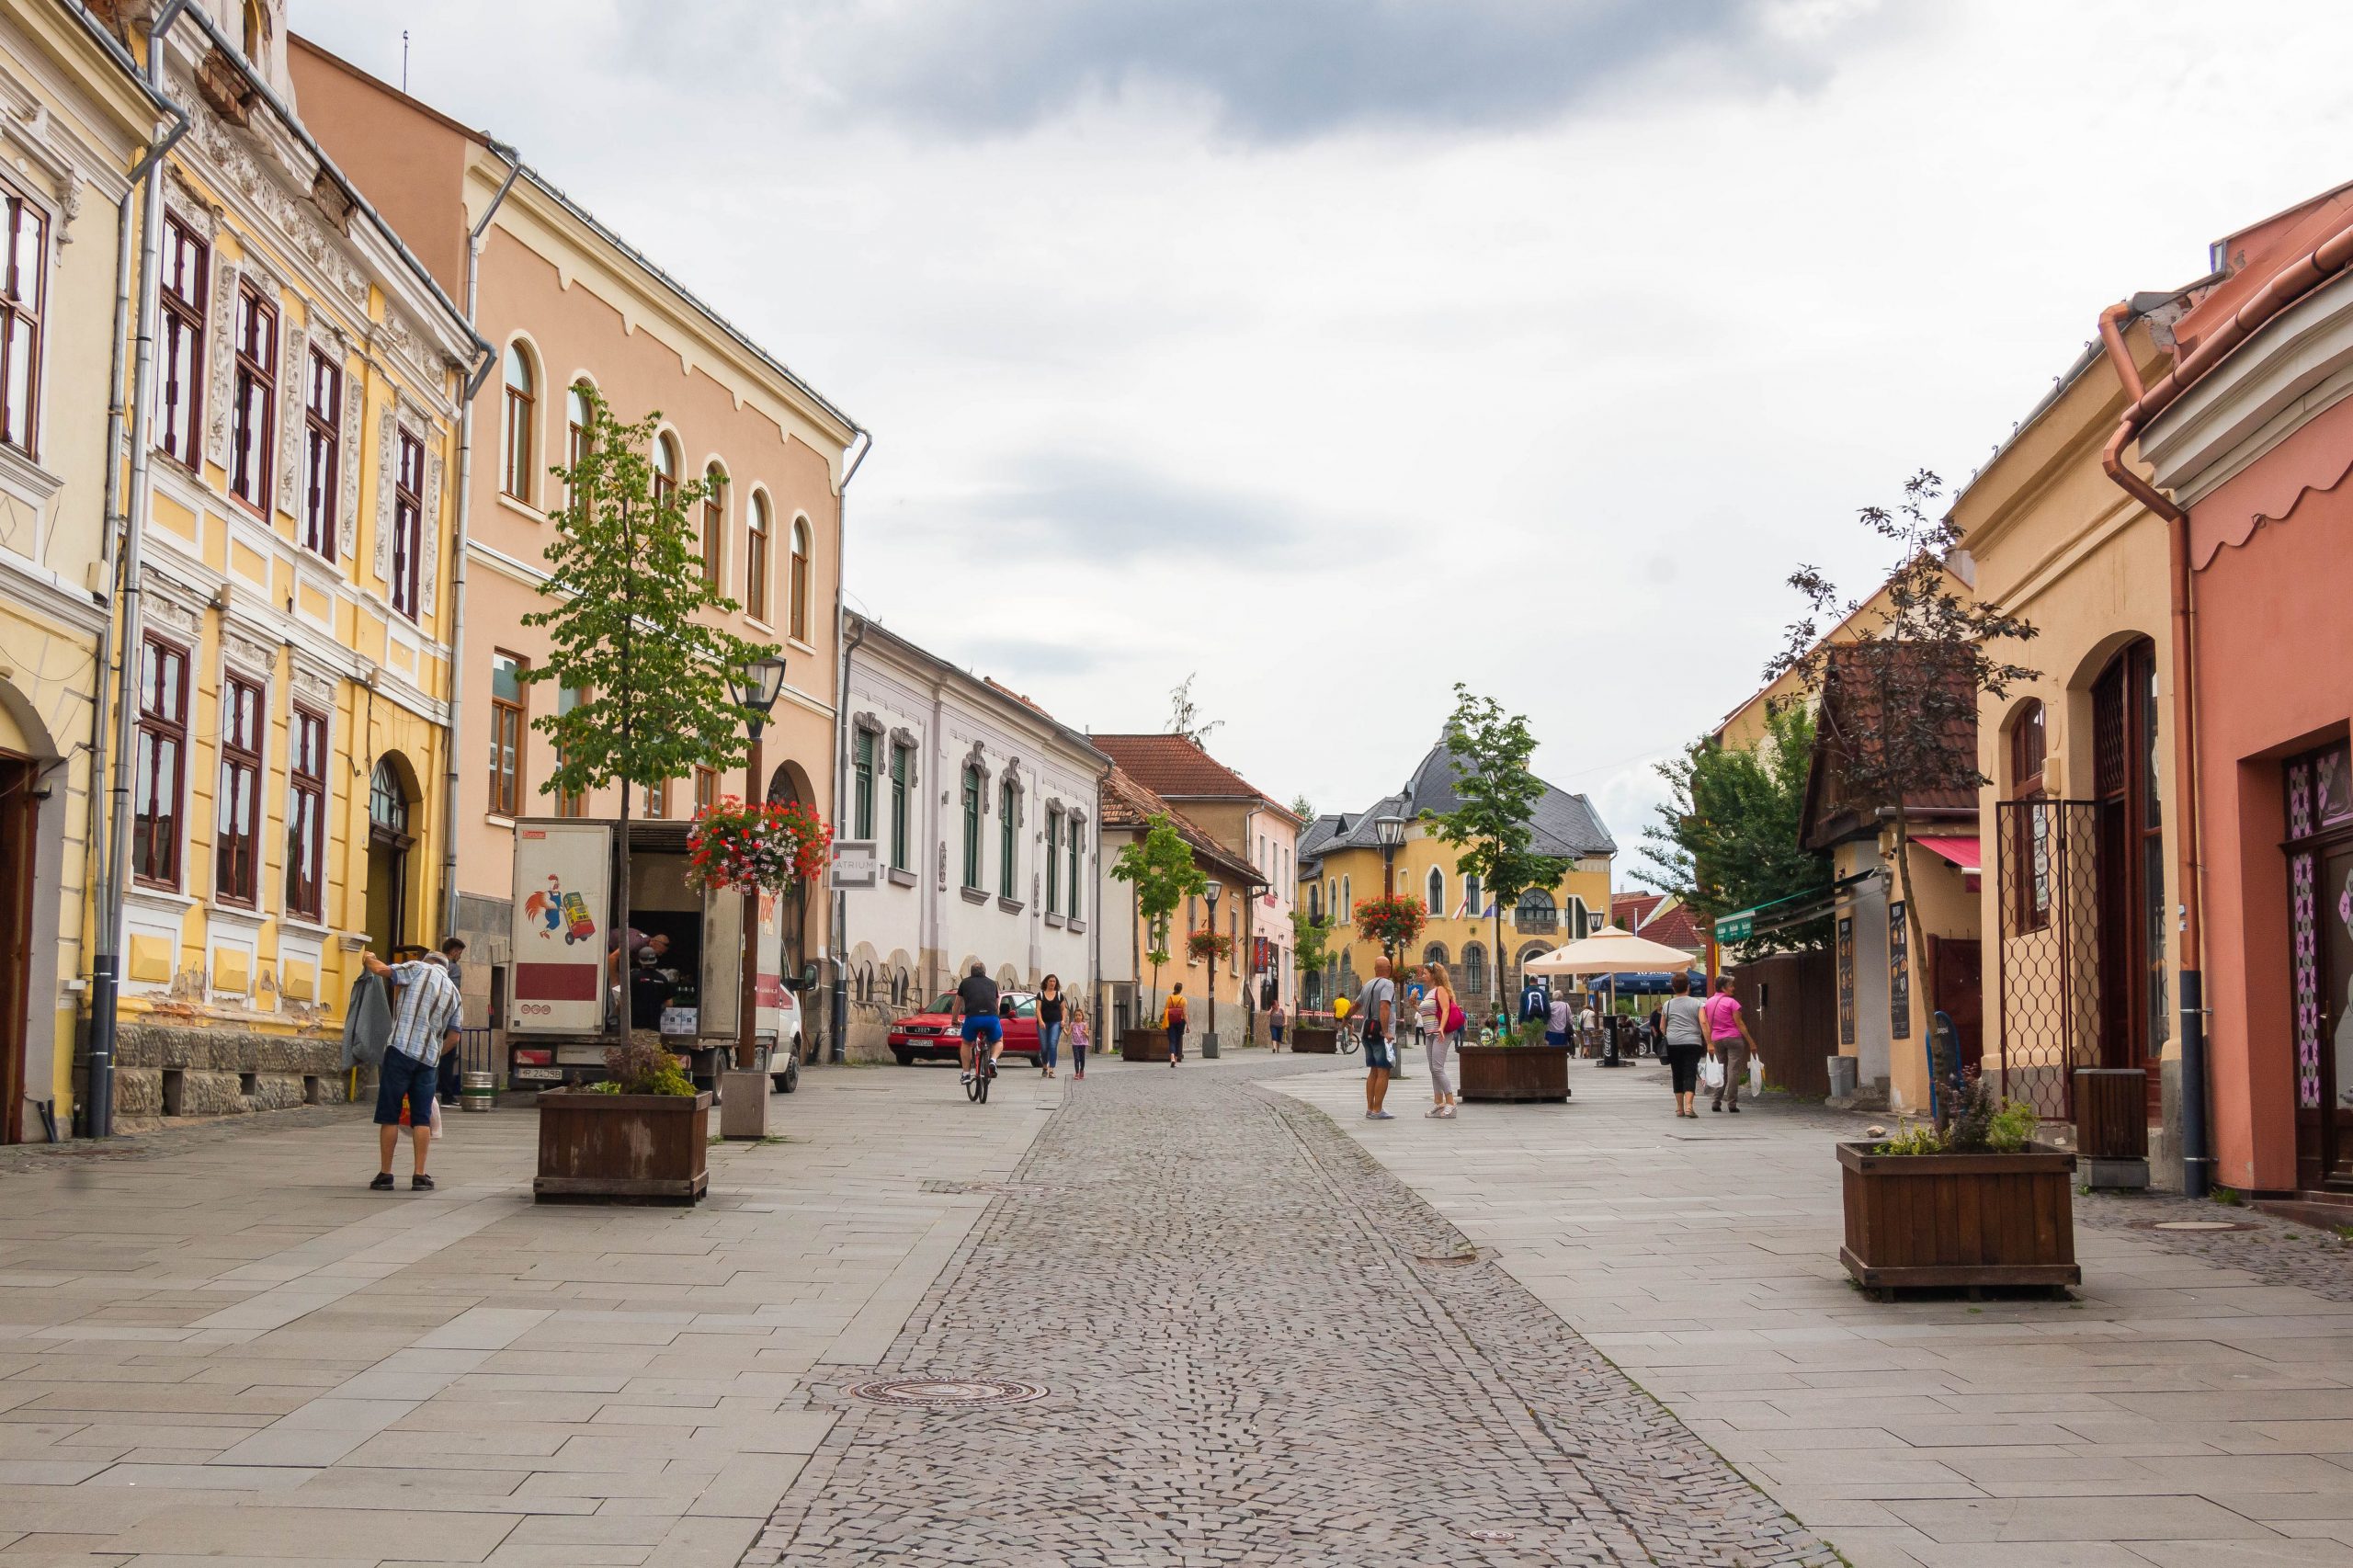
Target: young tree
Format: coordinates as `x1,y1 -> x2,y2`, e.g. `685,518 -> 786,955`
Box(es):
525,390 -> 779,1033
1111,812 -> 1208,1026
1290,793 -> 1315,823
1290,907 -> 1332,1003
1639,704 -> 1831,955
1766,469 -> 2038,1046
1422,685 -> 1568,1002
1166,673 -> 1223,746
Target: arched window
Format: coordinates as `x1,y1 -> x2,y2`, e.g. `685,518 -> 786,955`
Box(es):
1464,873 -> 1483,920
500,343 -> 534,501
1426,866 -> 1444,917
700,463 -> 726,590
1516,888 -> 1556,933
745,491 -> 771,622
369,760 -> 408,836
790,518 -> 812,642
1307,881 -> 1320,923
2010,698 -> 2051,934
2011,699 -> 2046,796
241,0 -> 265,59
563,381 -> 595,515
652,430 -> 679,511
1341,875 -> 1351,916
961,765 -> 983,889
1462,942 -> 1486,999
1422,942 -> 1449,969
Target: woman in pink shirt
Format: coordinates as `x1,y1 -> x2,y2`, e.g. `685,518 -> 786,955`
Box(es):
1703,974 -> 1760,1112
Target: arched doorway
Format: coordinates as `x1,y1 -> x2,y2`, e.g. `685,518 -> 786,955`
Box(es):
366,756 -> 416,956
766,758 -> 813,983
2090,639 -> 2165,1108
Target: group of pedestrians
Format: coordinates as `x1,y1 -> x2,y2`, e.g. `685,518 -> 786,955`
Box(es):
952,965 -> 1094,1085
1352,957 -> 1468,1121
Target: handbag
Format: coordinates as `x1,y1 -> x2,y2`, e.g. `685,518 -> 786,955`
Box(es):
1444,1001 -> 1466,1034
1700,1055 -> 1726,1090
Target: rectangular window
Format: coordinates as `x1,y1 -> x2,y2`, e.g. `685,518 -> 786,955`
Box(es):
230,281 -> 276,509
961,767 -> 982,889
852,728 -> 875,840
746,498 -> 770,622
1230,909 -> 1239,974
391,428 -> 424,619
694,765 -> 718,815
700,483 -> 722,590
157,214 -> 206,468
1068,824 -> 1081,919
214,675 -> 263,906
1045,811 -> 1061,915
0,181 -> 47,457
301,348 -> 339,561
489,653 -> 525,817
647,777 -> 669,819
998,780 -> 1017,899
285,705 -> 325,919
890,743 -> 911,870
131,636 -> 188,889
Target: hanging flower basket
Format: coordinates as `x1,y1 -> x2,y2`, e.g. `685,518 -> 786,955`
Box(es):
687,798 -> 833,894
1187,928 -> 1234,963
1353,894 -> 1427,953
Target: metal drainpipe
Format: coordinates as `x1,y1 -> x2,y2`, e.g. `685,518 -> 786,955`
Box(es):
89,0 -> 194,1139
81,45 -> 188,1123
828,432 -> 872,1062
438,144 -> 526,937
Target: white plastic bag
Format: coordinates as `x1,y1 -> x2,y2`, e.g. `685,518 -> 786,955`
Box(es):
1700,1055 -> 1726,1090
1747,1057 -> 1764,1096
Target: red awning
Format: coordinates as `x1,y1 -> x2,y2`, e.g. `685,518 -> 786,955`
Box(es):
1915,835 -> 1981,872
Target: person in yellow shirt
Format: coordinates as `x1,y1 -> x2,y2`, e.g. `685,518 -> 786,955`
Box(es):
1164,983 -> 1188,1066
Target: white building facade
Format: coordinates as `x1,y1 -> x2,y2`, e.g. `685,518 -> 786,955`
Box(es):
836,615 -> 1108,1054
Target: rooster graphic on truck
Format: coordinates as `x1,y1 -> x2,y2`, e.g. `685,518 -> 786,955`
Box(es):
524,877 -> 597,944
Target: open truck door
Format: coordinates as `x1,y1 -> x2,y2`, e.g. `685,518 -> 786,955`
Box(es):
506,819 -> 615,1085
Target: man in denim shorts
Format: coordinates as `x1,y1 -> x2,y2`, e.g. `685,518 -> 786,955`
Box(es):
362,949 -> 462,1190
1357,957 -> 1397,1120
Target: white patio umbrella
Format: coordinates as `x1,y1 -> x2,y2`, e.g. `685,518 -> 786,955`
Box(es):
1525,926 -> 1699,1060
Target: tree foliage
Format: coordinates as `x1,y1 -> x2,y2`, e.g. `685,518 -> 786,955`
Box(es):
1166,672 -> 1223,746
1111,812 -> 1208,1017
1422,684 -> 1567,911
1765,469 -> 2038,987
522,390 -> 778,801
1291,908 -> 1332,986
1638,704 -> 1830,952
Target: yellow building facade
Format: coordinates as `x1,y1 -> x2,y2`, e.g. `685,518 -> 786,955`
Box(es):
0,0 -> 172,1142
85,2 -> 480,1125
1297,733 -> 1614,1013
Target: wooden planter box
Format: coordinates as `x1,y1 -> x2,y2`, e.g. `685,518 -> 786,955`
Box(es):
1838,1141 -> 2078,1293
1459,1045 -> 1571,1102
534,1089 -> 711,1205
1120,1028 -> 1167,1062
1290,1025 -> 1338,1054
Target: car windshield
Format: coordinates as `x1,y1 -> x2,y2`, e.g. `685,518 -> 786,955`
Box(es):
929,994 -> 957,1014
1007,995 -> 1037,1018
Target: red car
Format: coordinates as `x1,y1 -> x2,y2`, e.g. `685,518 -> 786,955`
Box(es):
889,991 -> 1041,1066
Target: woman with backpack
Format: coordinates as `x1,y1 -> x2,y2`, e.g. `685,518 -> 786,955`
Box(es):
1424,961 -> 1464,1119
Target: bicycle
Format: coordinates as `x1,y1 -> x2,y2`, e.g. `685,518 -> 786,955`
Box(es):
964,1046 -> 996,1104
1338,1023 -> 1360,1056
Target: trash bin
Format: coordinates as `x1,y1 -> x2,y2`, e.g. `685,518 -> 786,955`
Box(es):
1826,1055 -> 1859,1100
460,1071 -> 495,1113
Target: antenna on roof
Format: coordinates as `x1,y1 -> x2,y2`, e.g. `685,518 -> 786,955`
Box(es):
401,29 -> 410,93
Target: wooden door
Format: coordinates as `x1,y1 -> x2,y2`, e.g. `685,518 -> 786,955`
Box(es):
2092,641 -> 2164,1116
0,757 -> 33,1144
1927,936 -> 1984,1074
2321,842 -> 2353,1186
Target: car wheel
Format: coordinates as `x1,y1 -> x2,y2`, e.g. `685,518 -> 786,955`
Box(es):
773,1041 -> 801,1095
892,1049 -> 913,1066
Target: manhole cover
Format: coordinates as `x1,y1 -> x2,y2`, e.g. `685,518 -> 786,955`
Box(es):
1463,1528 -> 1518,1543
847,1377 -> 1050,1409
2148,1220 -> 2259,1233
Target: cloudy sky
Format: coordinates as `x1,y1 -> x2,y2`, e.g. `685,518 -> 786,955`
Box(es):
303,0 -> 2353,869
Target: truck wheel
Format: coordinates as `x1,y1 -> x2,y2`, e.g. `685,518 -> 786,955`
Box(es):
772,1044 -> 801,1095
892,1049 -> 913,1066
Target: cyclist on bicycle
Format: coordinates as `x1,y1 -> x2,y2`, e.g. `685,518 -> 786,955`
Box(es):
951,962 -> 1003,1087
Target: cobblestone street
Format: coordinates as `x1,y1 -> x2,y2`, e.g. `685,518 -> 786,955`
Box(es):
751,1058 -> 1830,1568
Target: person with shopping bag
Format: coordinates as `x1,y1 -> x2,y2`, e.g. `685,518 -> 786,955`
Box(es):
359,949 -> 462,1190
1704,974 -> 1761,1112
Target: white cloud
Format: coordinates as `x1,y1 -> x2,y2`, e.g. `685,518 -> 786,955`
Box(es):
298,0 -> 2353,877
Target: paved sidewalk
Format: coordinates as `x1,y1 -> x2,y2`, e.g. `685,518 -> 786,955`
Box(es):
1279,1055 -> 2353,1568
752,1052 -> 1832,1567
0,1063 -> 1052,1565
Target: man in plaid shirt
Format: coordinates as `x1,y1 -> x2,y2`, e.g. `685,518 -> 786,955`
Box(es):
362,949 -> 463,1190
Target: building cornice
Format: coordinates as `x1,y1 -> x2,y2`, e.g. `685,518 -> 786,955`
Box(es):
2141,274 -> 2353,507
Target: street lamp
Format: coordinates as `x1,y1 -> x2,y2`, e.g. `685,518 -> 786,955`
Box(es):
1203,879 -> 1222,1057
724,654 -> 788,1087
1373,815 -> 1407,1077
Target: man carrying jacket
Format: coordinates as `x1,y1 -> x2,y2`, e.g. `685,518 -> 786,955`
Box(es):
361,949 -> 463,1190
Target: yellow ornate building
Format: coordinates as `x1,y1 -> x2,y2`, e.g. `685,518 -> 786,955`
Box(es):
0,0 -> 173,1142
1296,732 -> 1614,1011
84,0 -> 481,1127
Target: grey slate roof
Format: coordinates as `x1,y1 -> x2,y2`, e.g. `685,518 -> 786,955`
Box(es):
1296,735 -> 1616,868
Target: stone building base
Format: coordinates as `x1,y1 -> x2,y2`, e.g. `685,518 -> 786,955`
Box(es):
80,1022 -> 359,1127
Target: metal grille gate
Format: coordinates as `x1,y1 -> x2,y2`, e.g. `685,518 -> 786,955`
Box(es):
1994,799 -> 2102,1119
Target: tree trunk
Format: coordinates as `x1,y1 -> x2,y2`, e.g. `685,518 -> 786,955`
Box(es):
611,495 -> 636,1047
1888,803 -> 1937,1126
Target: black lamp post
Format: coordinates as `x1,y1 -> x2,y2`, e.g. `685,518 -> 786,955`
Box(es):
1203,878 -> 1222,1055
725,653 -> 788,1078
1373,815 -> 1408,1076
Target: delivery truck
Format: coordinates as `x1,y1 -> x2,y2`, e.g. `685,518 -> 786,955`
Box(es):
504,818 -> 812,1095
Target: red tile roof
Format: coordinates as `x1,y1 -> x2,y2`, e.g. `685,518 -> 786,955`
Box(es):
1611,892 -> 1664,929
1091,733 -> 1290,817
1638,903 -> 1704,953
1097,765 -> 1256,881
